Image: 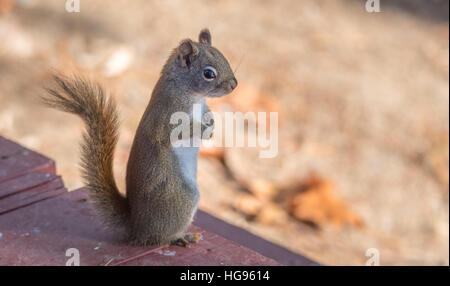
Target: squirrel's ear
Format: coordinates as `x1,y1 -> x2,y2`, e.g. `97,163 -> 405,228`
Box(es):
199,28 -> 212,45
178,39 -> 199,67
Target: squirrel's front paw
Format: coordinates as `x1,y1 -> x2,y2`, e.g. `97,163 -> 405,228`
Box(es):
203,112 -> 214,127
201,112 -> 214,139
171,232 -> 203,247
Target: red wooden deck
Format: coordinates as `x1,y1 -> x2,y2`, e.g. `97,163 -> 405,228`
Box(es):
0,136 -> 314,266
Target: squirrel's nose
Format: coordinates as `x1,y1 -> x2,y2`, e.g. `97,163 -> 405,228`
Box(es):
229,78 -> 238,90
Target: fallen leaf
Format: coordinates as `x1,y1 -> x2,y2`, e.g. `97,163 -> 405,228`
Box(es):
287,175 -> 363,229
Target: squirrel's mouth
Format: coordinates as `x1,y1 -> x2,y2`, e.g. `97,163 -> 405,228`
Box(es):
206,81 -> 237,98
206,89 -> 230,98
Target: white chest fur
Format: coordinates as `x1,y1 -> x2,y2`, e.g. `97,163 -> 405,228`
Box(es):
171,98 -> 206,189
172,143 -> 199,189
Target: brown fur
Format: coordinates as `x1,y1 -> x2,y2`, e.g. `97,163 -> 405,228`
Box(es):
44,29 -> 237,245
44,75 -> 129,229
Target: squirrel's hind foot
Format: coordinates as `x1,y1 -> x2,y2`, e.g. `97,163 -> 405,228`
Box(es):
171,232 -> 203,247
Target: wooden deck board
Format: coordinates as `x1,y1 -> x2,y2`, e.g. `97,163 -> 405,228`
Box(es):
0,188 -> 281,266
0,135 -> 288,265
0,137 -> 55,182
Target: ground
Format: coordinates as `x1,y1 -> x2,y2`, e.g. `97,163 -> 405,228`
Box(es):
0,0 -> 448,265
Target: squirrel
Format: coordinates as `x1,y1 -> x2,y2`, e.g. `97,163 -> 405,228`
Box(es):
44,29 -> 237,246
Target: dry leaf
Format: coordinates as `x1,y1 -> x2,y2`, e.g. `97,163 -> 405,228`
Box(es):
287,175 -> 363,228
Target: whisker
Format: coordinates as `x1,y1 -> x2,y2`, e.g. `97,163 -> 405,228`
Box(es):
233,52 -> 246,75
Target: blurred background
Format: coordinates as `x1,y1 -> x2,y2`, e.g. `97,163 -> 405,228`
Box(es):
0,0 -> 448,265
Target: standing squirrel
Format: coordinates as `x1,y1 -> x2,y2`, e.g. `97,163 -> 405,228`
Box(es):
44,29 -> 237,246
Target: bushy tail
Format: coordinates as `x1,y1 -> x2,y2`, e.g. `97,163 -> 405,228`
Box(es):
44,75 -> 129,229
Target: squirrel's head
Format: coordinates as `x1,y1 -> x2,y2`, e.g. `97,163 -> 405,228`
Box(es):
164,29 -> 237,98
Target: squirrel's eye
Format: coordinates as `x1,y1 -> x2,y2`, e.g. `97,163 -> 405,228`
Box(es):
202,66 -> 217,81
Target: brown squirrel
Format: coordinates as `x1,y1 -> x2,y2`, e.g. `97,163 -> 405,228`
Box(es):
44,29 -> 237,246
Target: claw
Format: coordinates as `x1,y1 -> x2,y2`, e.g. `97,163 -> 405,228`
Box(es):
184,232 -> 203,243
172,238 -> 189,247
170,232 -> 203,247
